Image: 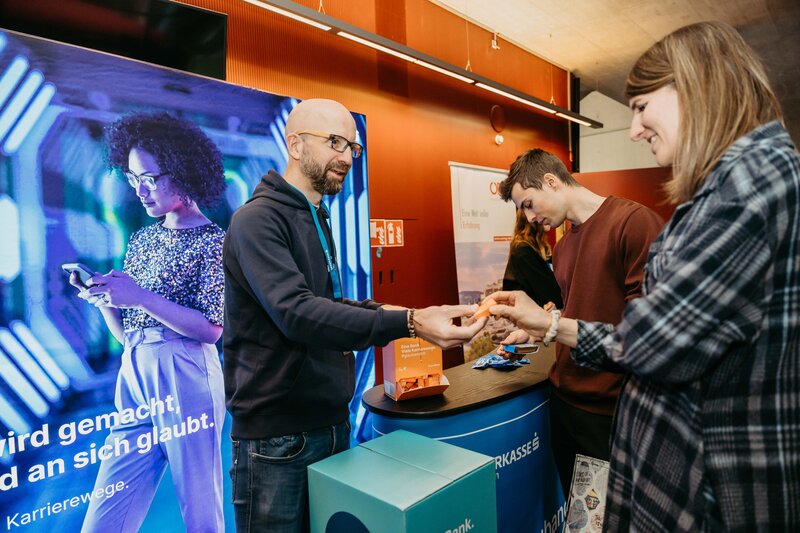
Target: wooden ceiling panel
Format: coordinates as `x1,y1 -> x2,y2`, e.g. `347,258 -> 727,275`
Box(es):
431,0 -> 799,142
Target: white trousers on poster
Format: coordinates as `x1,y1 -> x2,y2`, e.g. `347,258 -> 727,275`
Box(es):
81,327 -> 225,533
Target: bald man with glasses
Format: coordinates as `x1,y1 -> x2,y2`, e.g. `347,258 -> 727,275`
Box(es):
222,98 -> 486,533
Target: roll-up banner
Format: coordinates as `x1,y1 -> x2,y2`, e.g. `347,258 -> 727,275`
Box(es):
449,162 -> 517,361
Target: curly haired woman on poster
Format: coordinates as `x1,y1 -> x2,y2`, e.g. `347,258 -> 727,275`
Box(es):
70,112 -> 226,532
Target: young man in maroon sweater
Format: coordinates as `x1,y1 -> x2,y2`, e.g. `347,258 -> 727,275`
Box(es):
498,148 -> 664,497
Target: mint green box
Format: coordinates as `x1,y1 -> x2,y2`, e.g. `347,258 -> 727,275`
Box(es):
308,430 -> 497,533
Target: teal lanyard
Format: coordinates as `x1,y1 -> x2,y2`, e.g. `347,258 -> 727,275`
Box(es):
307,199 -> 342,300
284,192 -> 339,304
287,183 -> 342,299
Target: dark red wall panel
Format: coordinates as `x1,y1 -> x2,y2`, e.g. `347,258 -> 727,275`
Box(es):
575,167 -> 676,223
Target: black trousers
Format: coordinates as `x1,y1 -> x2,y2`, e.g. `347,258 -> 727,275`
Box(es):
549,393 -> 613,499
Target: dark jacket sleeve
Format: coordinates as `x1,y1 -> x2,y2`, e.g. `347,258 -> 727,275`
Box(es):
228,206 -> 408,351
341,298 -> 382,310
503,246 -> 564,308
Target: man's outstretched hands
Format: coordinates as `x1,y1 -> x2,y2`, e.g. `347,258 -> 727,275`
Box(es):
395,293 -> 558,352
415,304 -> 488,349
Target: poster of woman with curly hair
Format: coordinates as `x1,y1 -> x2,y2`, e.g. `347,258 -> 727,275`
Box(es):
0,27 -> 371,532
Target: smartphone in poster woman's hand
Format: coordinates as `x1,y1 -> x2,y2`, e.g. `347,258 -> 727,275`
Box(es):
61,262 -> 97,287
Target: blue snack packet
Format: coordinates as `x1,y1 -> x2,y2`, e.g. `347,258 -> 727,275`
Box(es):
504,343 -> 539,355
472,354 -> 530,369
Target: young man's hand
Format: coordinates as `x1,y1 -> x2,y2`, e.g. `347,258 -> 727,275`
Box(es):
487,291 -> 551,338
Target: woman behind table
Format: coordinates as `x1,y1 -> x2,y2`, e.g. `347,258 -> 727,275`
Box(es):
502,210 -> 562,309
73,112 -> 227,532
489,22 -> 799,531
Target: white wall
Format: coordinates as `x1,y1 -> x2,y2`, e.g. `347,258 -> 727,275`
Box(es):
579,91 -> 657,172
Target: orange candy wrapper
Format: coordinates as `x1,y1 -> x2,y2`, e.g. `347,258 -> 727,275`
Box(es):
472,297 -> 497,319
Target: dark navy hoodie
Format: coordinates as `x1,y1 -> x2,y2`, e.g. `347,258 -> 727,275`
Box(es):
223,170 -> 408,438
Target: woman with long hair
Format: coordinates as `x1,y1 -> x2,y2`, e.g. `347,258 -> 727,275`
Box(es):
502,209 -> 562,308
72,112 -> 227,532
490,22 -> 799,530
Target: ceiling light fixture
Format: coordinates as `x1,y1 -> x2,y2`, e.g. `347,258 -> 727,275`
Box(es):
413,59 -> 474,84
475,82 -> 555,114
241,0 -> 332,31
338,33 -> 475,84
337,31 -> 417,63
556,112 -> 592,127
241,0 -> 603,128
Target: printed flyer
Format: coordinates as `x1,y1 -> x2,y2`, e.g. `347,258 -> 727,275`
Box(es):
566,454 -> 609,532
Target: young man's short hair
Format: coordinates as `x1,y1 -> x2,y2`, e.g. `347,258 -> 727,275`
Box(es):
499,148 -> 579,201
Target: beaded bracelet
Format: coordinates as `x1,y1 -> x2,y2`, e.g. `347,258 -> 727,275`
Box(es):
407,308 -> 417,338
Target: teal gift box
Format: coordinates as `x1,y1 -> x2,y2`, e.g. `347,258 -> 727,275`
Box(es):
308,430 -> 497,533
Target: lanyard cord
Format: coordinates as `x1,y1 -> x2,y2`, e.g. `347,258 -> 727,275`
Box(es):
307,199 -> 342,300
286,182 -> 342,300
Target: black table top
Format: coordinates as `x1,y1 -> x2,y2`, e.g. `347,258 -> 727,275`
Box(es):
362,344 -> 555,418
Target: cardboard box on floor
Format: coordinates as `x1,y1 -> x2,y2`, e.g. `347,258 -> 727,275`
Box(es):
383,337 -> 449,400
308,430 -> 498,533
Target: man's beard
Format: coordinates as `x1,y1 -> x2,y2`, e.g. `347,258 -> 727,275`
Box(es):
301,152 -> 348,196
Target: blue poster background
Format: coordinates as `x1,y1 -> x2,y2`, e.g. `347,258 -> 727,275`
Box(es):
0,28 -> 373,531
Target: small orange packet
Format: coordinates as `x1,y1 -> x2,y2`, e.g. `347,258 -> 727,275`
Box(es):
473,297 -> 497,319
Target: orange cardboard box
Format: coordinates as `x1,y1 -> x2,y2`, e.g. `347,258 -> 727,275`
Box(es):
382,337 -> 449,401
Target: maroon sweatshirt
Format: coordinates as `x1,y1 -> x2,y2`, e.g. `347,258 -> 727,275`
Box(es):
552,196 -> 664,416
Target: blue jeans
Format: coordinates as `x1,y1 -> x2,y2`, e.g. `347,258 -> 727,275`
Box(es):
230,420 -> 351,533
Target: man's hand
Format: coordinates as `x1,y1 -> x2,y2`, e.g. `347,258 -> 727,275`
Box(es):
414,304 -> 487,349
487,291 -> 552,338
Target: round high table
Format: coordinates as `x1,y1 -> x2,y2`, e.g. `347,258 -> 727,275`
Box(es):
362,346 -> 566,533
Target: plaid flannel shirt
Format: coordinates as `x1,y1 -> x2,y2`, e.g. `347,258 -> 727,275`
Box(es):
573,122 -> 800,532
